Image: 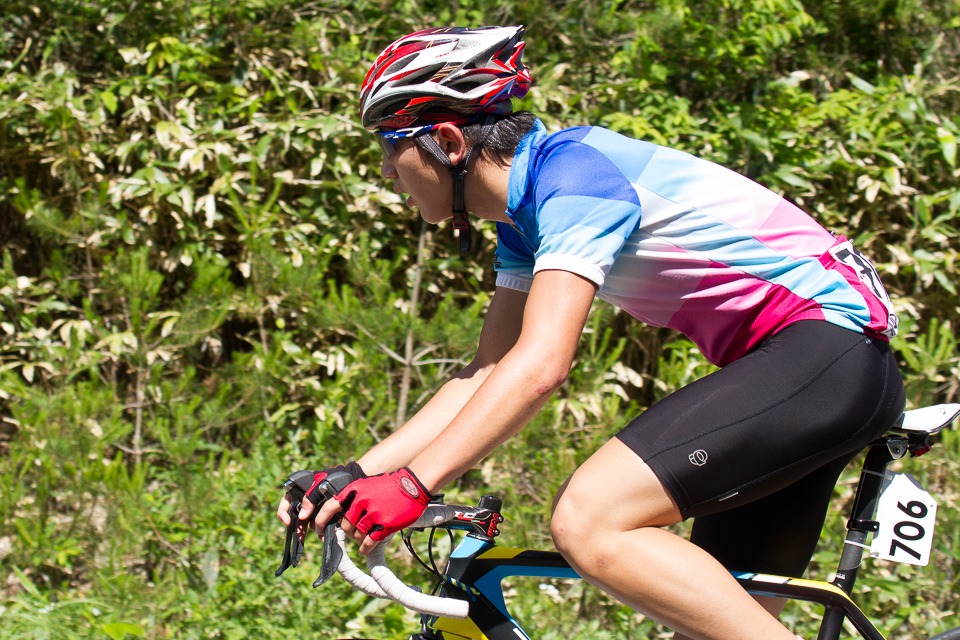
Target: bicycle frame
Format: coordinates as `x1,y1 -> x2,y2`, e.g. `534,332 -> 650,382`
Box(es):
422,530 -> 884,640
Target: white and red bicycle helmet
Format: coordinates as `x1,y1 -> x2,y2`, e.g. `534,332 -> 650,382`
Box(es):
360,26 -> 532,254
360,25 -> 531,130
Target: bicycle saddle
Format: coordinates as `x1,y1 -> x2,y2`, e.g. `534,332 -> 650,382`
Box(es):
889,403 -> 960,436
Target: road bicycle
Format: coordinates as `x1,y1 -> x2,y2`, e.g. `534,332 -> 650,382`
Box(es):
276,403 -> 960,640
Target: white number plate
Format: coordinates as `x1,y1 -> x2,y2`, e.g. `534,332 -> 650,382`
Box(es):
829,240 -> 898,337
869,472 -> 937,566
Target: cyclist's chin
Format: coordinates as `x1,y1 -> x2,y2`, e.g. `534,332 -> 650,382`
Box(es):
416,206 -> 453,225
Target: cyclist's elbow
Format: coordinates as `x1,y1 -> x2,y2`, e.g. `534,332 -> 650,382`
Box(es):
534,362 -> 571,396
512,344 -> 571,397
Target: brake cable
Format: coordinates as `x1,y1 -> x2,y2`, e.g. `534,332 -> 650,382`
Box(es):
402,526 -> 456,595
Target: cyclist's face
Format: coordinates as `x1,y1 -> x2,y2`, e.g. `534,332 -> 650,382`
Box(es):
380,135 -> 454,224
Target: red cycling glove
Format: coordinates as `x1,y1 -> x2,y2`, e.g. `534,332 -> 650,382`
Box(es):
336,467 -> 432,541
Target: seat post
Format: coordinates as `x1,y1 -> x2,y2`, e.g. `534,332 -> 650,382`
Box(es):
834,438 -> 906,593
817,437 -> 908,640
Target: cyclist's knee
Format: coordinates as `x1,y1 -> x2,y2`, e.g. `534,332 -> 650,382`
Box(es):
551,499 -> 613,568
551,483 -> 620,565
551,494 -> 655,576
551,478 -> 580,562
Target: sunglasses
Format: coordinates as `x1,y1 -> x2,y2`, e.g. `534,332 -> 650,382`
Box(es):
374,123 -> 443,157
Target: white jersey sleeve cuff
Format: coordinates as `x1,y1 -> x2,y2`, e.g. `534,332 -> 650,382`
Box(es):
533,255 -> 606,288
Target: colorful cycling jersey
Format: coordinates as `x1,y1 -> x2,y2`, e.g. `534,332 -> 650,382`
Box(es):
494,120 -> 898,366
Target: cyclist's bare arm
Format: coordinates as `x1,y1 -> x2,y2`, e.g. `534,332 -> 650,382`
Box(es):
277,285 -> 527,528
407,269 -> 596,487
338,269 -> 597,552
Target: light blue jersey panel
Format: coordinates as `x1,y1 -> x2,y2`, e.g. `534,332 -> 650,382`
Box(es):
496,123 -> 644,288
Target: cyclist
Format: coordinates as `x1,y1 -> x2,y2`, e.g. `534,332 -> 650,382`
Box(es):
278,26 -> 906,640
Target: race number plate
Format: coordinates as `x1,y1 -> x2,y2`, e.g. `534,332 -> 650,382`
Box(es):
869,472 -> 937,566
829,240 -> 898,337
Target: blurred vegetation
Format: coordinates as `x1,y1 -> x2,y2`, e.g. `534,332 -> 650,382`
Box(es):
1,0 -> 959,638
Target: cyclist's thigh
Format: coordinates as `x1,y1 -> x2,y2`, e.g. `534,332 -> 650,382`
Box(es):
615,320 -> 905,519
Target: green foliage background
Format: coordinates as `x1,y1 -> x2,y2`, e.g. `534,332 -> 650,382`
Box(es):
1,0 -> 959,638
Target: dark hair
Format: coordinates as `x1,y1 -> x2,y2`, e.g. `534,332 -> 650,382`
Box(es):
460,110 -> 537,167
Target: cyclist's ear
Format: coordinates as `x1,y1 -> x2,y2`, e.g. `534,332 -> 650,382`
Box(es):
433,123 -> 468,165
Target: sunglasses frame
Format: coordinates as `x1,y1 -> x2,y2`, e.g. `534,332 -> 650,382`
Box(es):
374,123 -> 444,157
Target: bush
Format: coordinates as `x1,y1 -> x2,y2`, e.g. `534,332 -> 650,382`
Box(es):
1,1 -> 958,638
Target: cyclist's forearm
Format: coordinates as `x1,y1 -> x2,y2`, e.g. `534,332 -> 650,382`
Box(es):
356,361 -> 495,475
407,341 -> 568,492
406,270 -> 595,493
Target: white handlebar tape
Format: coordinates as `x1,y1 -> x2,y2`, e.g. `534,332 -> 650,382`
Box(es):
335,528 -> 390,599
367,537 -> 470,619
334,506 -> 472,618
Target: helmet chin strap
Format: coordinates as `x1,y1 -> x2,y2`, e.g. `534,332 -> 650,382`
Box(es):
415,115 -> 498,254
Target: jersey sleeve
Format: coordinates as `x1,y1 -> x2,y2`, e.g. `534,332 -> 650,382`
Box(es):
530,141 -> 644,288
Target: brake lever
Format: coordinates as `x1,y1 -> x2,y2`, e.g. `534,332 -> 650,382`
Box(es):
275,468 -> 359,587
310,469 -> 359,587
275,470 -> 316,577
314,519 -> 342,587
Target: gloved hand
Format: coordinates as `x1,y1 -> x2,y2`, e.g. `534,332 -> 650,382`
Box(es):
298,461 -> 367,521
336,467 -> 432,541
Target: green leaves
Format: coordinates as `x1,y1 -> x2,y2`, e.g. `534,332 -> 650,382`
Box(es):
101,623 -> 145,640
1,0 -> 960,639
938,126 -> 957,167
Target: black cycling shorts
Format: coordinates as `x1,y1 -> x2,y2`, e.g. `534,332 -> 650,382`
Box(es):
616,320 -> 905,577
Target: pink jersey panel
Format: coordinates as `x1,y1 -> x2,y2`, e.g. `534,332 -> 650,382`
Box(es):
755,198 -> 836,257
819,236 -> 897,340
667,266 -> 829,366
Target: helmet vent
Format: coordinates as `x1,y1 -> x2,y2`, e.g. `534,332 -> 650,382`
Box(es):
394,63 -> 446,87
454,81 -> 482,92
385,53 -> 420,77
